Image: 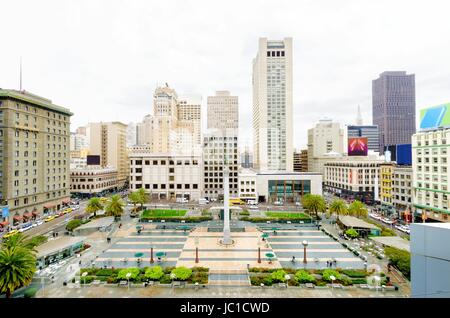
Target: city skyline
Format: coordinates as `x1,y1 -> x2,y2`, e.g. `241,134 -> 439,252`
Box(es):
1,0 -> 450,150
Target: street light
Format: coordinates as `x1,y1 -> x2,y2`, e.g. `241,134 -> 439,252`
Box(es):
82,271 -> 88,288
302,240 -> 308,264
330,275 -> 336,293
195,237 -> 199,263
126,272 -> 132,292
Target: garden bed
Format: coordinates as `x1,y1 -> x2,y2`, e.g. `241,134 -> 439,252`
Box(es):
248,268 -> 379,287
78,266 -> 209,285
141,209 -> 187,218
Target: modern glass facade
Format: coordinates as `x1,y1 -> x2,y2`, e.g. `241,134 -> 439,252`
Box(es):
268,180 -> 311,203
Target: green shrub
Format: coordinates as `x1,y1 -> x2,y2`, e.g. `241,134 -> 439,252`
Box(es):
190,272 -> 208,284
295,270 -> 316,283
160,275 -> 172,284
164,266 -> 176,274
117,268 -> 140,280
96,269 -> 114,276
66,219 -> 83,231
338,276 -> 353,286
171,267 -> 192,281
385,247 -> 411,279
270,269 -> 287,283
240,211 -> 250,216
345,228 -> 359,238
80,276 -> 94,284
24,287 -> 38,298
263,277 -> 273,286
145,266 -> 164,280
322,269 -> 341,282
351,278 -> 367,284
341,270 -> 368,278
191,267 -> 209,273
250,276 -> 264,286
381,228 -> 396,236
315,280 -> 328,286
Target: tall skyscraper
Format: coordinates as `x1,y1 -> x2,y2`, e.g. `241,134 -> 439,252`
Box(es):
177,95 -> 202,146
88,122 -> 129,188
0,89 -> 72,225
252,37 -> 293,172
372,71 -> 416,153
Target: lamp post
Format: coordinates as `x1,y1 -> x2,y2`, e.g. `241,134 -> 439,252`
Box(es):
302,240 -> 308,264
330,275 -> 336,293
82,271 -> 88,288
195,237 -> 199,263
126,272 -> 132,292
150,246 -> 154,263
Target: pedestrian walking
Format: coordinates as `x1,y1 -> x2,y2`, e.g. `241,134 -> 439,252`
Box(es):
291,256 -> 296,263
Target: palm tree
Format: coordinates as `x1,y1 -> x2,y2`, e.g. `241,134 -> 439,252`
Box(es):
0,233 -> 37,298
348,200 -> 368,218
128,191 -> 140,213
302,194 -> 327,221
327,199 -> 348,220
105,194 -> 125,219
86,197 -> 103,217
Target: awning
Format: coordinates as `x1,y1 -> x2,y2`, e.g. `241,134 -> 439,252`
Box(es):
13,215 -> 23,221
62,198 -> 71,204
32,210 -> 40,216
23,211 -> 32,218
43,203 -> 55,209
0,221 -> 9,227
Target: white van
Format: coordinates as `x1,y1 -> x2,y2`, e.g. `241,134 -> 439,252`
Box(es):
198,198 -> 209,205
248,200 -> 258,205
176,197 -> 188,204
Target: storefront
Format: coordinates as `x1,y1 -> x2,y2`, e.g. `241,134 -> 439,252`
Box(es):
256,172 -> 323,204
36,236 -> 87,269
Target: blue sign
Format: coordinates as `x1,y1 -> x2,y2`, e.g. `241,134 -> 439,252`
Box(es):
1,206 -> 9,218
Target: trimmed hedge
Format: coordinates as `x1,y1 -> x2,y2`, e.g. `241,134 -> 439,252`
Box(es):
24,287 -> 38,298
140,216 -> 213,222
239,216 -> 312,223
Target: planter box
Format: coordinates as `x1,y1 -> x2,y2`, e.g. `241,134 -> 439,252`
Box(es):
314,286 -> 329,289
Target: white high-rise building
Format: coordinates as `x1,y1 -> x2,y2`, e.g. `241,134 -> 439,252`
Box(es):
252,37 -> 293,172
207,91 -> 238,131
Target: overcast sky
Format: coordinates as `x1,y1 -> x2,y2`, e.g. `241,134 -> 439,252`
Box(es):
1,0 -> 450,150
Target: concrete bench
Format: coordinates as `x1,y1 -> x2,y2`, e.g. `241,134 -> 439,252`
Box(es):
382,285 -> 397,291
118,281 -> 128,287
305,283 -> 315,289
92,280 -> 101,286
330,284 -> 343,289
359,284 -> 369,289
276,283 -> 287,289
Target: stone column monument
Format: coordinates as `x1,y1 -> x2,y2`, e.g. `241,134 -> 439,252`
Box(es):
222,165 -> 232,245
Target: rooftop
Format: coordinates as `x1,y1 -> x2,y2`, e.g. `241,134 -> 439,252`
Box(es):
0,89 -> 73,116
339,216 -> 380,230
36,236 -> 86,258
75,216 -> 115,231
370,236 -> 410,252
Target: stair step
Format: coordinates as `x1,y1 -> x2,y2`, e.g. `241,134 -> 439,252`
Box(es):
208,280 -> 250,286
209,269 -> 248,274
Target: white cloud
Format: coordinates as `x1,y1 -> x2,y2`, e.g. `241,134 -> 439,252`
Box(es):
1,0 -> 450,150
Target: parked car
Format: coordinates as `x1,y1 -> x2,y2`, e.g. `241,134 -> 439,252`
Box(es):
3,229 -> 20,239
198,198 -> 209,205
273,201 -> 283,206
19,223 -> 33,232
45,215 -> 56,222
36,220 -> 44,226
176,197 -> 188,204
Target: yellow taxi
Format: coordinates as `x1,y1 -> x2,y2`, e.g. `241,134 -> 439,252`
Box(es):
3,229 -> 20,239
65,207 -> 73,214
44,215 -> 56,222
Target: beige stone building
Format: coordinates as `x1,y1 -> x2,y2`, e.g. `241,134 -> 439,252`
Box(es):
87,122 -> 128,188
136,86 -> 201,155
70,167 -> 119,196
0,89 -> 72,227
128,146 -> 203,201
207,91 -> 238,130
307,119 -> 346,173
